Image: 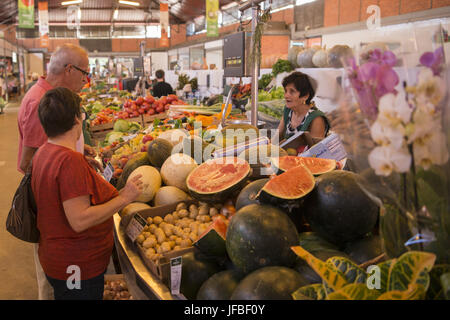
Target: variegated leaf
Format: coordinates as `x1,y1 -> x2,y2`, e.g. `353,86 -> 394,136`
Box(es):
377,259 -> 396,293
388,251 -> 436,292
377,283 -> 426,300
291,246 -> 349,291
292,284 -> 327,300
426,265 -> 450,300
441,273 -> 450,300
326,283 -> 381,300
326,257 -> 367,284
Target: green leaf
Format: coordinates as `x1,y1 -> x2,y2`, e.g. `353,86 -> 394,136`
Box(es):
326,257 -> 367,285
377,283 -> 427,300
292,284 -> 326,300
377,259 -> 396,293
291,246 -> 349,291
326,284 -> 381,300
440,273 -> 450,300
388,251 -> 436,292
426,265 -> 450,300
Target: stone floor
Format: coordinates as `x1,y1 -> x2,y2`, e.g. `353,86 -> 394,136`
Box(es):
0,98 -> 115,300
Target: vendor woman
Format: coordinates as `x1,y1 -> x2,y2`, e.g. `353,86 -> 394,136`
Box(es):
276,71 -> 330,143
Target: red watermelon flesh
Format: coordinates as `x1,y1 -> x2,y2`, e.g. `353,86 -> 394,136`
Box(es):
274,156 -> 336,175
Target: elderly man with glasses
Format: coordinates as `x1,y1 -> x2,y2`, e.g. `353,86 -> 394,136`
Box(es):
16,43 -> 102,300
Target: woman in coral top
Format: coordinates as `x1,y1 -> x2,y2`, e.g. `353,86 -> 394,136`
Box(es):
31,87 -> 143,300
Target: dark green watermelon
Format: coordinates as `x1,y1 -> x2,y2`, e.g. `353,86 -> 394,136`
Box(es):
344,235 -> 384,264
231,266 -> 308,300
226,204 -> 299,274
179,251 -> 222,300
235,178 -> 269,210
303,171 -> 379,246
196,270 -> 244,300
299,232 -> 340,252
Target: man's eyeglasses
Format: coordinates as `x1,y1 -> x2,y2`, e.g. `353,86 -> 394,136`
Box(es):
66,64 -> 90,78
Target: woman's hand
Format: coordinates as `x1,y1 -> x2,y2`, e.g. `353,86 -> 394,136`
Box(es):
119,174 -> 144,203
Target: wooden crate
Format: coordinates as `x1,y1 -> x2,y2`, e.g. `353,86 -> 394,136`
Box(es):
121,200 -> 198,286
142,112 -> 168,126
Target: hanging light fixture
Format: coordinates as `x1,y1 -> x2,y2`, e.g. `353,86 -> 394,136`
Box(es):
113,9 -> 119,20
61,0 -> 83,5
118,0 -> 140,6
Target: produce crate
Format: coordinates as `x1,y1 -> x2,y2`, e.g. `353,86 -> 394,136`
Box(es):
90,116 -> 144,143
121,200 -> 198,286
142,112 -> 168,126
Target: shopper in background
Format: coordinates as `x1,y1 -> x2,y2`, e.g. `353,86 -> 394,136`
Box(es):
26,72 -> 39,92
152,69 -> 173,98
32,87 -> 143,300
275,71 -> 330,145
16,43 -> 101,300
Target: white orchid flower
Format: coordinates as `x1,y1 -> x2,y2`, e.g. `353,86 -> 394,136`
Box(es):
369,145 -> 411,176
371,120 -> 406,150
406,108 -> 442,145
378,91 -> 412,126
428,131 -> 449,166
414,143 -> 433,170
416,67 -> 446,106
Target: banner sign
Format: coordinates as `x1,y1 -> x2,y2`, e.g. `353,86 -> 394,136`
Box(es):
38,1 -> 49,47
160,2 -> 169,47
18,0 -> 35,29
206,0 -> 219,37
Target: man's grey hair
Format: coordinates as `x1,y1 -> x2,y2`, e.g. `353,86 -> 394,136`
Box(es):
48,44 -> 88,75
31,72 -> 39,80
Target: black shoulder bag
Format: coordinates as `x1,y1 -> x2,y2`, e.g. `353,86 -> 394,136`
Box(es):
6,161 -> 40,243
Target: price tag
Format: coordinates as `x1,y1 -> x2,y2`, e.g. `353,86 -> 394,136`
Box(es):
125,213 -> 147,242
122,133 -> 138,142
103,163 -> 114,182
170,257 -> 183,295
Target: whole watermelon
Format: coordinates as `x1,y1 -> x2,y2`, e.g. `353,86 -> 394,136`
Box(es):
226,204 -> 299,274
344,235 -> 384,264
235,178 -> 269,210
179,251 -> 222,300
231,266 -> 308,300
196,270 -> 244,300
303,171 -> 379,246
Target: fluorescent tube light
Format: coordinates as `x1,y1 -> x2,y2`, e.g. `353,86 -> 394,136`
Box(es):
119,0 -> 140,6
113,9 -> 119,20
61,0 -> 82,5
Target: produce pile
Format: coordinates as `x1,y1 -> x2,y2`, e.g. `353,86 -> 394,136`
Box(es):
112,120 -> 391,299
103,278 -> 133,300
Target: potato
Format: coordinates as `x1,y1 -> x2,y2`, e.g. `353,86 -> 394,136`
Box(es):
143,225 -> 149,232
145,248 -> 156,257
153,216 -> 163,225
164,214 -> 174,224
142,237 -> 157,249
173,245 -> 181,251
159,222 -> 167,229
178,209 -> 189,218
120,291 -> 130,299
136,234 -> 145,244
142,232 -> 151,238
189,204 -> 198,211
198,206 -> 209,216
199,202 -> 209,209
172,212 -> 179,220
168,240 -> 176,249
209,207 -> 219,217
183,227 -> 191,234
162,224 -> 173,237
148,224 -> 157,233
160,242 -> 171,253
180,239 -> 192,248
189,232 -> 198,242
173,226 -> 183,237
176,202 -> 187,211
103,290 -> 114,300
197,226 -> 207,237
199,215 -> 211,223
175,237 -> 182,245
169,235 -> 177,241
146,217 -> 153,225
189,210 -> 198,219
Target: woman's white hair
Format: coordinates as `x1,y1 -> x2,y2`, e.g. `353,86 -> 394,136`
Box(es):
47,44 -> 88,75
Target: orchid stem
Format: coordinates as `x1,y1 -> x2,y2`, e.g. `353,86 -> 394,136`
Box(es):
408,143 -> 424,251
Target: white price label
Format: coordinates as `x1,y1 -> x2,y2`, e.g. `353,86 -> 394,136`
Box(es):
170,257 -> 183,295
103,163 -> 114,182
125,214 -> 147,242
122,133 -> 138,142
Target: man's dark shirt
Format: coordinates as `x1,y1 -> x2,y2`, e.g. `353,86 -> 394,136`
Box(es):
152,81 -> 174,98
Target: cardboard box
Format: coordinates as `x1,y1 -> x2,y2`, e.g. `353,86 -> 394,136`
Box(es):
121,200 -> 198,286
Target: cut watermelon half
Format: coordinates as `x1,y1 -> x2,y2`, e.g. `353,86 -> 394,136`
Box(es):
194,218 -> 229,257
271,156 -> 336,175
258,165 -> 315,205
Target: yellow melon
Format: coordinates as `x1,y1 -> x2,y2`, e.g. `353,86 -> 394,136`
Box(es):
154,186 -> 191,207
127,165 -> 162,202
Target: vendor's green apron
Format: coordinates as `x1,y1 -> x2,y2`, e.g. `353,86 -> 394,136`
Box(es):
282,106 -> 330,140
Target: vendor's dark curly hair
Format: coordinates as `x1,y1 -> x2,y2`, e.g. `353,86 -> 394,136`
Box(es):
282,71 -> 316,104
